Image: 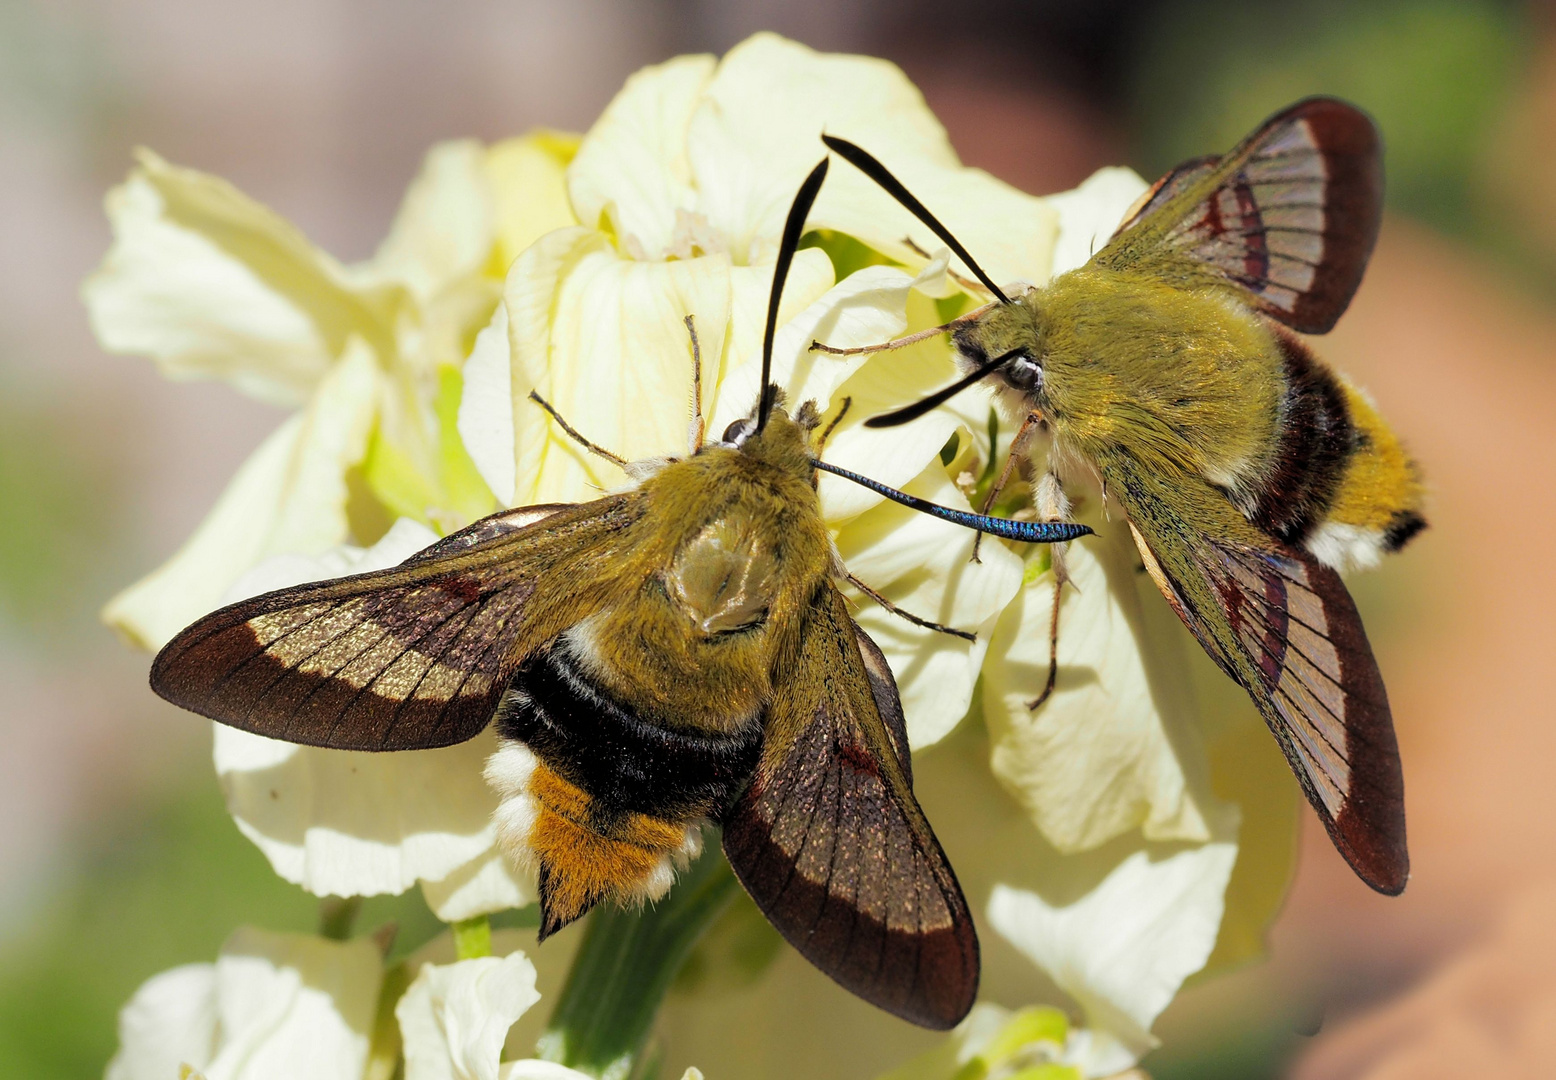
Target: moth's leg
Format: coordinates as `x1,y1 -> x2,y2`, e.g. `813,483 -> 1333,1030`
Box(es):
970,410 -> 1043,564
810,302 -> 995,357
817,396 -> 852,452
528,391 -> 629,468
1027,470 -> 1074,710
684,314 -> 705,455
841,568 -> 975,642
902,235 -> 994,298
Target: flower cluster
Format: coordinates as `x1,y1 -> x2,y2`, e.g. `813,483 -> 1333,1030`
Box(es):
92,33 -> 1298,1080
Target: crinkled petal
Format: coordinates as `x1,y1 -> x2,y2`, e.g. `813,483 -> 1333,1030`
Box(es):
708,262 -> 926,451
459,303 -> 516,505
204,927 -> 382,1080
836,463 -> 1022,748
1045,167 -> 1150,278
987,834 -> 1239,1076
691,34 -> 1055,285
106,964 -> 220,1080
568,54 -> 715,259
981,517 -> 1231,851
686,33 -> 951,266
85,150 -> 389,408
805,266 -> 973,522
214,519 -> 509,899
498,1064 -> 595,1080
363,140 -> 495,303
422,848 -> 533,924
506,235 -> 734,503
705,253 -> 835,426
397,952 -> 540,1080
485,131 -> 581,271
103,341 -> 380,650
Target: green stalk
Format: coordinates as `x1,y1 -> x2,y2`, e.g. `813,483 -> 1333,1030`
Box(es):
538,836 -> 740,1080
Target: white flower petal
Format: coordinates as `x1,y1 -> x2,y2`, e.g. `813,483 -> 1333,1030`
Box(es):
1045,167 -> 1150,278
981,518 -> 1230,851
568,54 -> 715,259
705,252 -> 835,428
214,519 -> 508,900
709,263 -> 918,443
204,927 -> 382,1080
686,34 -> 1053,285
103,341 -> 381,650
422,848 -> 534,923
366,140 -> 495,302
85,151 -> 376,408
398,952 -> 541,1080
216,723 -> 507,900
806,265 -> 968,522
506,236 -> 735,504
987,835 -> 1238,1075
498,1063 -> 595,1080
485,132 -> 581,270
106,964 -> 220,1080
837,464 -> 1022,748
459,303 -> 516,505
687,33 -> 954,266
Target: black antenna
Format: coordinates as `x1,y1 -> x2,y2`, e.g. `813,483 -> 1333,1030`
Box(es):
759,157 -> 830,433
822,135 -> 1011,305
865,347 -> 1026,428
811,459 -> 1091,544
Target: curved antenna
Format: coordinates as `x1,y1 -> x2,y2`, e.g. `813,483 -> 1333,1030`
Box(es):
864,347 -> 1025,428
822,134 -> 1011,305
759,157 -> 830,433
811,459 -> 1091,544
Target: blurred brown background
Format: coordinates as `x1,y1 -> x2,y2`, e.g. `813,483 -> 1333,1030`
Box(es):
2,1 -> 1552,1076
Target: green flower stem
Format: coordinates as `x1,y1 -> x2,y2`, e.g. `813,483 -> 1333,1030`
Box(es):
539,837 -> 741,1080
453,914 -> 493,960
319,895 -> 362,941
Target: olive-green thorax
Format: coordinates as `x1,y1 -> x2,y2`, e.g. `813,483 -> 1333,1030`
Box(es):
576,409 -> 833,733
960,267 -> 1287,502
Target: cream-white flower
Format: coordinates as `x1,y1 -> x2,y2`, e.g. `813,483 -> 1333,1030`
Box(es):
987,831 -> 1237,1075
398,952 -> 541,1080
106,928 -> 383,1080
89,133 -> 578,651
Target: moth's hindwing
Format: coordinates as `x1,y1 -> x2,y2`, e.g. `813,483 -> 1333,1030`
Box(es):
1104,97 -> 1383,333
721,583 -> 978,1029
149,498 -> 641,751
1117,460 -> 1407,893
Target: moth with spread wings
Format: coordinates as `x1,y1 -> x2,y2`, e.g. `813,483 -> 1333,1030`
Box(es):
819,98 -> 1424,895
149,160 -> 1088,1029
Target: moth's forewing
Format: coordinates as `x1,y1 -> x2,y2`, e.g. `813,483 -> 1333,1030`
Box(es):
1101,97 -> 1384,334
150,498 -> 641,752
1116,465 -> 1408,894
722,583 -> 978,1029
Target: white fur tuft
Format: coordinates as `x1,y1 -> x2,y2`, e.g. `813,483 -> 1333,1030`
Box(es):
484,735 -> 541,870
1306,521 -> 1386,573
624,823 -> 705,904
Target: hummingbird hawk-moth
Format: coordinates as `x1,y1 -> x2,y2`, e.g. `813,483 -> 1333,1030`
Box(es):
820,98 -> 1423,896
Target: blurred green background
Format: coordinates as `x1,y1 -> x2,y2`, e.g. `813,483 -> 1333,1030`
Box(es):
1,0 -> 1549,1076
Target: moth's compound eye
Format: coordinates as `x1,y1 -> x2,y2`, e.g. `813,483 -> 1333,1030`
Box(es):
721,419 -> 751,445
1005,354 -> 1044,393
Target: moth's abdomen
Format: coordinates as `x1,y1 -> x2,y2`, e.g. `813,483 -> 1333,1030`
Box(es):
1234,329 -> 1357,545
1306,380 -> 1427,571
1233,328 -> 1426,569
487,639 -> 762,936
